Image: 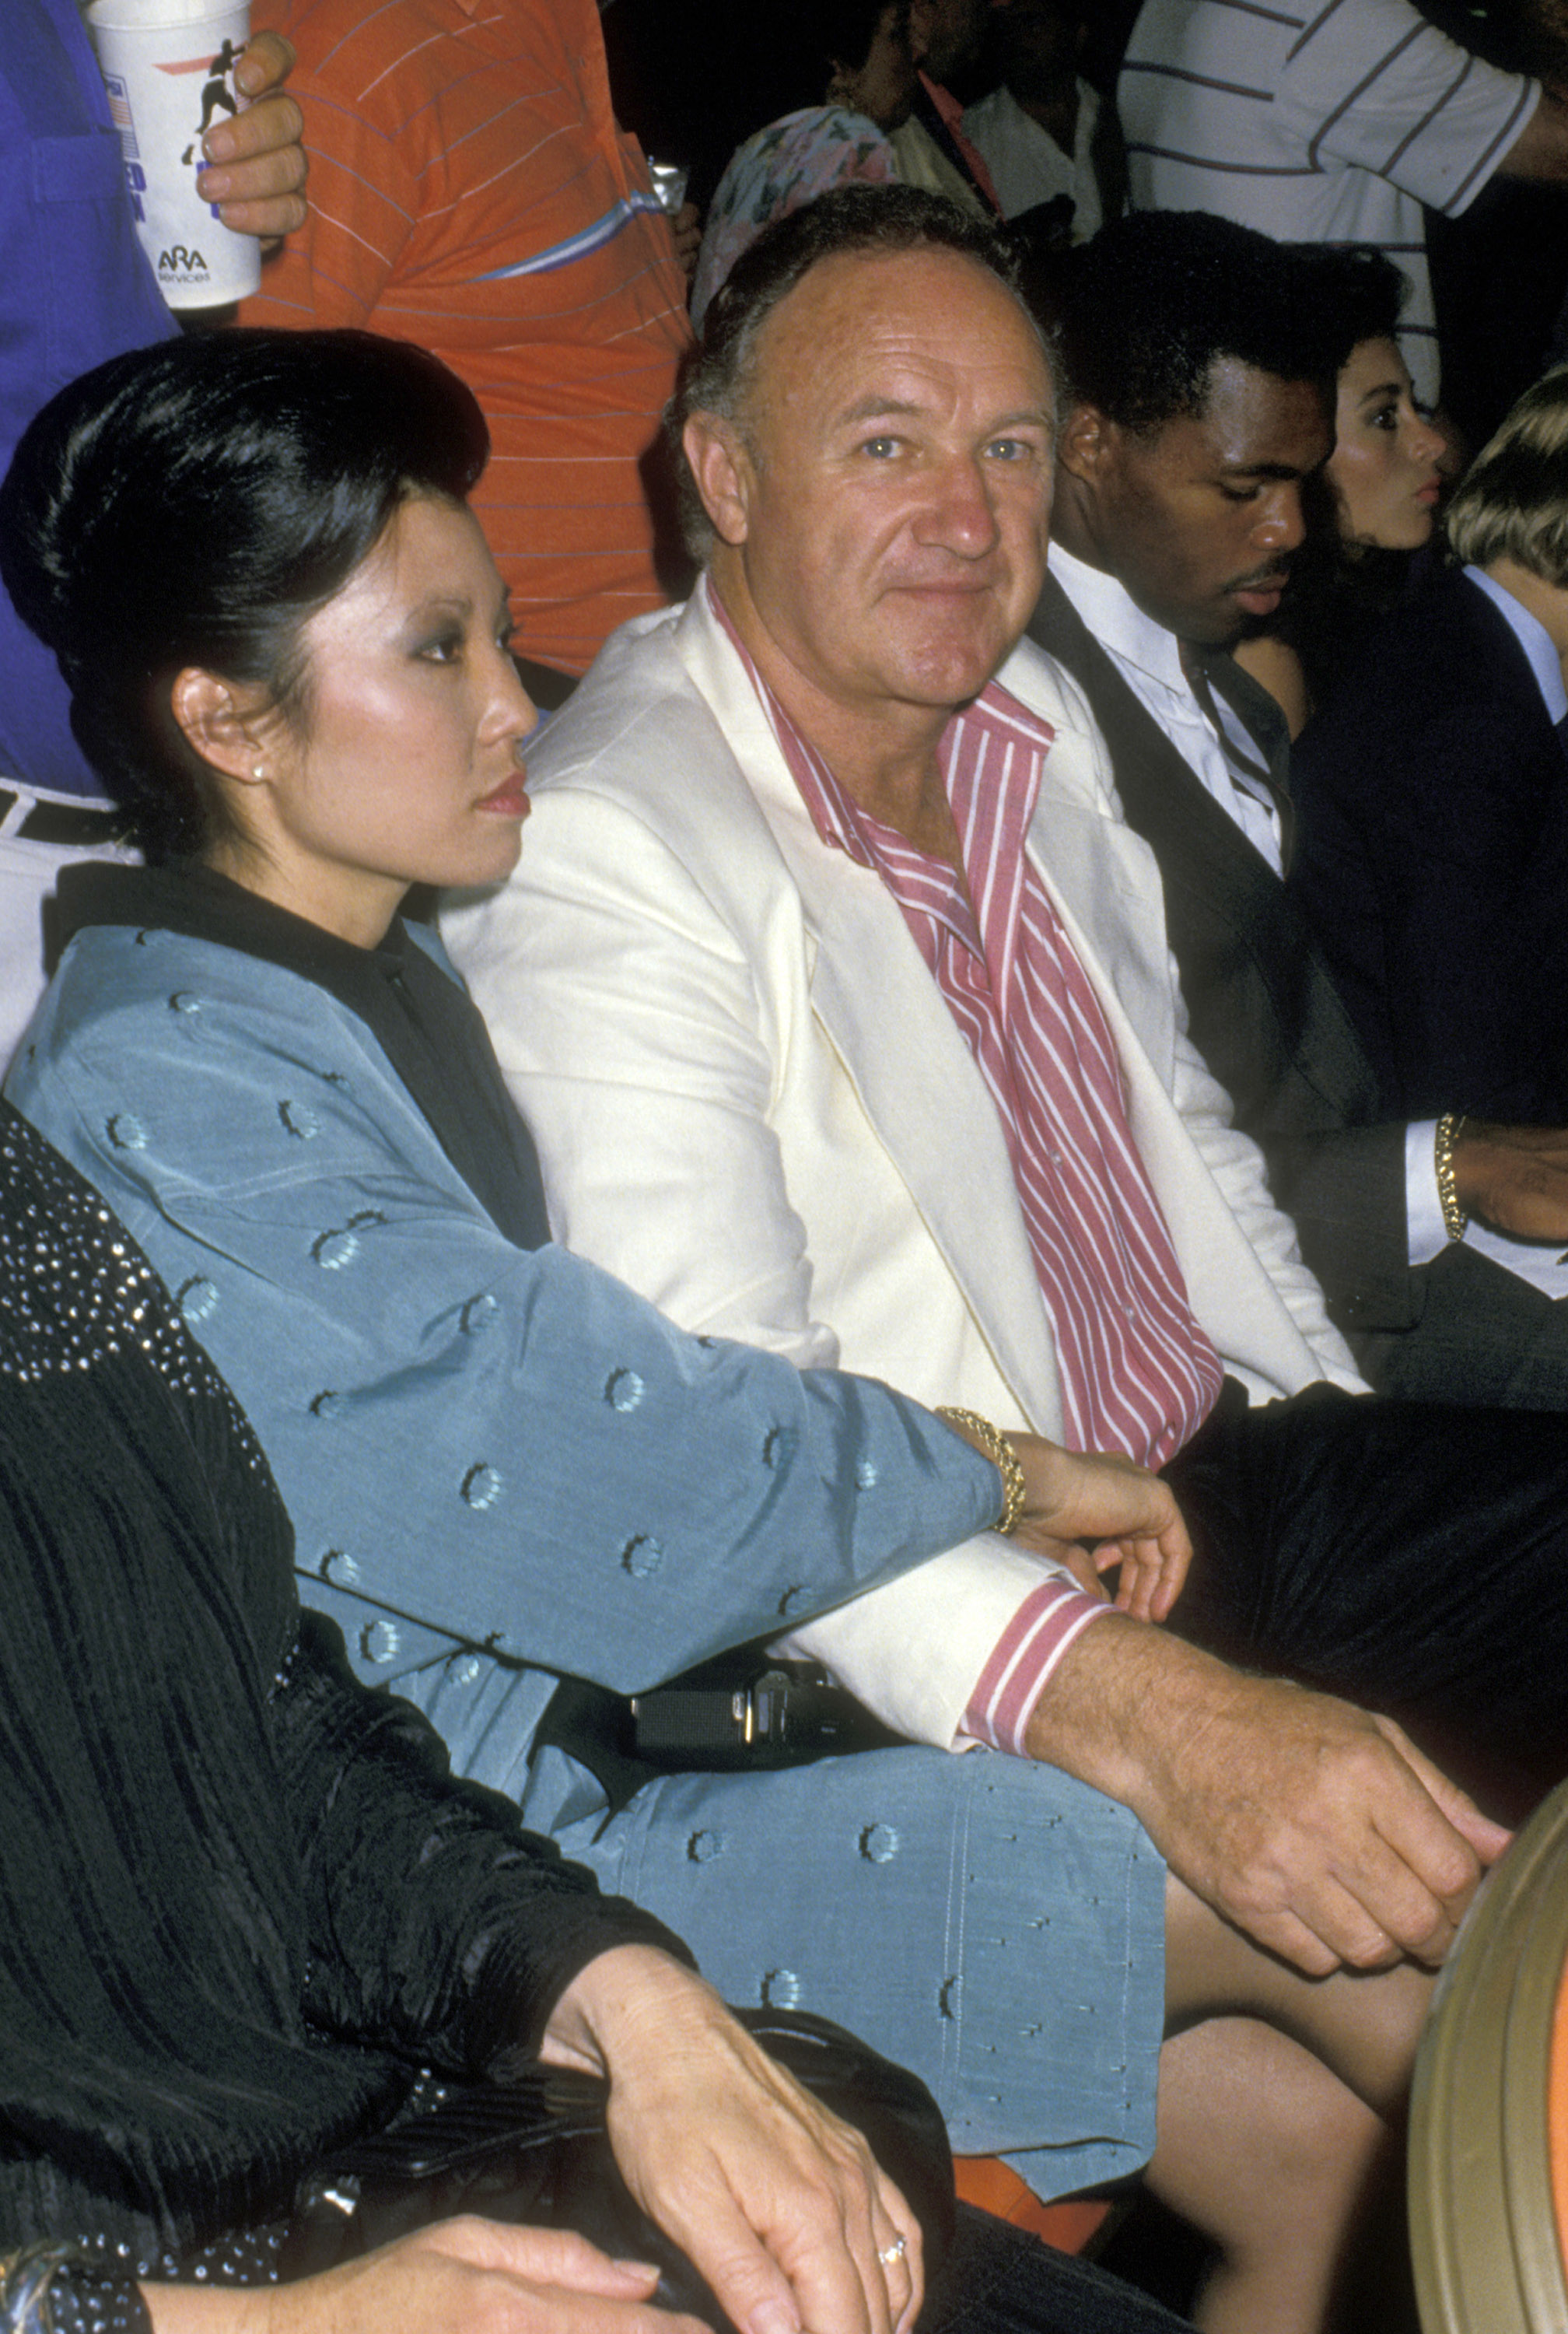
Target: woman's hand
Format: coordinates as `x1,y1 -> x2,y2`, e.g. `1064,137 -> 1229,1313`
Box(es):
544,1947 -> 923,2334
146,2221 -> 703,2334
1004,1434 -> 1192,1622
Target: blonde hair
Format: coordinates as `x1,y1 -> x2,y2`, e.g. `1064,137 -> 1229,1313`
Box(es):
1446,365 -> 1568,585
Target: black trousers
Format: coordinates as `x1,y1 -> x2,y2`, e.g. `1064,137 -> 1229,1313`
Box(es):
926,2208 -> 1192,2334
1164,1380 -> 1568,1810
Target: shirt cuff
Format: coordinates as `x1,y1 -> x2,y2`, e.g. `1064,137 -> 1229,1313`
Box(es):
1405,1119 -> 1447,1266
960,1579 -> 1113,1756
776,1535 -> 1083,1747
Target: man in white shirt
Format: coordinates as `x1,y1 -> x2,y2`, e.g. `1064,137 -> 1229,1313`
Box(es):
1118,0 -> 1568,406
962,0 -> 1119,240
1031,205 -> 1568,1407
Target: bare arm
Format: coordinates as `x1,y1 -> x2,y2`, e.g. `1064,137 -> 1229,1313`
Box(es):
1495,85 -> 1568,180
544,1948 -> 921,2334
1451,1117 -> 1568,1236
146,1947 -> 922,2334
1022,1615 -> 1509,1978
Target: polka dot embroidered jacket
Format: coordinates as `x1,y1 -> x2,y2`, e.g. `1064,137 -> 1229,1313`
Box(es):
7,913 -> 1001,1802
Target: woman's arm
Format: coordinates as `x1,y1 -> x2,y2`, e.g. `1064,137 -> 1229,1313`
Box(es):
544,1948 -> 921,2334
142,1947 -> 921,2334
9,937 -> 1003,1694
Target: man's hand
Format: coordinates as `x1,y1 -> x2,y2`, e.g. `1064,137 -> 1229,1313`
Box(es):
1451,1118 -> 1568,1240
669,201 -> 702,282
194,34 -> 307,240
1003,1432 -> 1192,1621
1024,1617 -> 1510,1977
544,1948 -> 922,2334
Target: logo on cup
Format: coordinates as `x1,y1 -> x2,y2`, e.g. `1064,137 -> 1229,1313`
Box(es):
159,244 -> 211,282
180,40 -> 243,165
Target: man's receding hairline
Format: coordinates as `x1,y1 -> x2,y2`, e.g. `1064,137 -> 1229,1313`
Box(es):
709,240 -> 1055,443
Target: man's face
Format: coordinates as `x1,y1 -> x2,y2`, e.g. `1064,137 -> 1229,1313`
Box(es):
1068,359 -> 1333,647
908,0 -> 988,82
699,247 -> 1055,727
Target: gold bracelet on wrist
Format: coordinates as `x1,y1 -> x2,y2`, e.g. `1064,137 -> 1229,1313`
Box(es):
1435,1113 -> 1468,1242
936,1406 -> 1027,1535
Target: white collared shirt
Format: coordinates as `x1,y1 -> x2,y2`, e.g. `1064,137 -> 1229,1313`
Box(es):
1047,542 -> 1286,874
1463,566 -> 1568,725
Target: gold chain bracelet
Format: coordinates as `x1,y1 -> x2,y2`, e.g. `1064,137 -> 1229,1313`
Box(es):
936,1407 -> 1027,1535
1435,1113 -> 1468,1242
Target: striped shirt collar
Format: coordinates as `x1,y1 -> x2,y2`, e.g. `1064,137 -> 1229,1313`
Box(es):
703,573 -> 1054,927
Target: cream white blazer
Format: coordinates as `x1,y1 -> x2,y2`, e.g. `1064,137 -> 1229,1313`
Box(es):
446,591 -> 1363,1746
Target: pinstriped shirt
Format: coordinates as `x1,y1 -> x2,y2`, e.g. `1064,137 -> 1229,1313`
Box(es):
1119,0 -> 1538,405
242,0 -> 691,676
712,591 -> 1224,1747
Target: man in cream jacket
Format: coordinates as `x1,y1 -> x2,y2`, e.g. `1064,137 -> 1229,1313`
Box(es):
448,181 -> 1568,2083
447,185 -> 1568,2314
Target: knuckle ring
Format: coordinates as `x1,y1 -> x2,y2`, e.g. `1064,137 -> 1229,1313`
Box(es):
877,2237 -> 908,2267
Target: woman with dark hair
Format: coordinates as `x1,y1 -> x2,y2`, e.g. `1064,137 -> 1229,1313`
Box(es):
689,0 -> 919,327
1232,248 -> 1447,734
1287,364 -> 1568,1134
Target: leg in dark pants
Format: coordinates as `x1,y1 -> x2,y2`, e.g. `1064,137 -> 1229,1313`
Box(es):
923,2208 -> 1193,2334
1165,1382 -> 1568,1807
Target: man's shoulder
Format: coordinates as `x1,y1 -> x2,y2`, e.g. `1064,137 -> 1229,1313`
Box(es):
256,0 -> 508,96
527,598 -> 792,853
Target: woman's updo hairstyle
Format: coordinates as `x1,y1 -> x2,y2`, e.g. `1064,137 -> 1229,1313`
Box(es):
0,329 -> 488,861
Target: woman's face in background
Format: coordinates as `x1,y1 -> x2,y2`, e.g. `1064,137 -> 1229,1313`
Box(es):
832,3 -> 919,128
221,494 -> 535,944
1328,336 -> 1445,551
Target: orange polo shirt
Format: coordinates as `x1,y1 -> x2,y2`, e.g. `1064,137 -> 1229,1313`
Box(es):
242,0 -> 692,675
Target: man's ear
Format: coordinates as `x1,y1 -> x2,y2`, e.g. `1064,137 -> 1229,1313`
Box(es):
169,668 -> 275,783
683,412 -> 755,548
1056,401 -> 1115,488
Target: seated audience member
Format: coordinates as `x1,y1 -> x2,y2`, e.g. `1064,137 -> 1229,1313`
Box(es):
0,1096 -> 1209,2334
961,0 -> 1125,244
694,0 -> 1006,326
1233,250 -> 1446,738
0,8 -> 305,1074
694,0 -> 1021,322
0,321 -> 1495,2334
691,0 -> 919,329
240,0 -> 691,688
1117,0 -> 1568,412
892,0 -> 999,219
1289,366 -> 1568,1141
1027,207 -> 1568,1409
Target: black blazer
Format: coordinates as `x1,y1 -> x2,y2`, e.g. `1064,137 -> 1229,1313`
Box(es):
1027,570 -> 1415,1333
1290,569 -> 1568,1124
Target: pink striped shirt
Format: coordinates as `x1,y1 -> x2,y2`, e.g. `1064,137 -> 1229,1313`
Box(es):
713,592 -> 1223,1747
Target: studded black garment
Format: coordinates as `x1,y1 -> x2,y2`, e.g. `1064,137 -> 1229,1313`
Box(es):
0,1104 -> 682,2269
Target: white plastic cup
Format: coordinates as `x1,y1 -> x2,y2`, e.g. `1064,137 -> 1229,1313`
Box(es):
86,0 -> 261,310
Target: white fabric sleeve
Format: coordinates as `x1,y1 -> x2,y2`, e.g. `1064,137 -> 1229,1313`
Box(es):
1406,1117 -> 1449,1265
1277,0 -> 1538,216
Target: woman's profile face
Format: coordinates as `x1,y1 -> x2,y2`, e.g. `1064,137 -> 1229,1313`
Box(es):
223,494 -> 534,943
832,4 -> 919,128
1327,335 -> 1444,551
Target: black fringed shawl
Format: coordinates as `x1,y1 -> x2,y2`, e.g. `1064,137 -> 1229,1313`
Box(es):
0,1106 -> 681,2261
